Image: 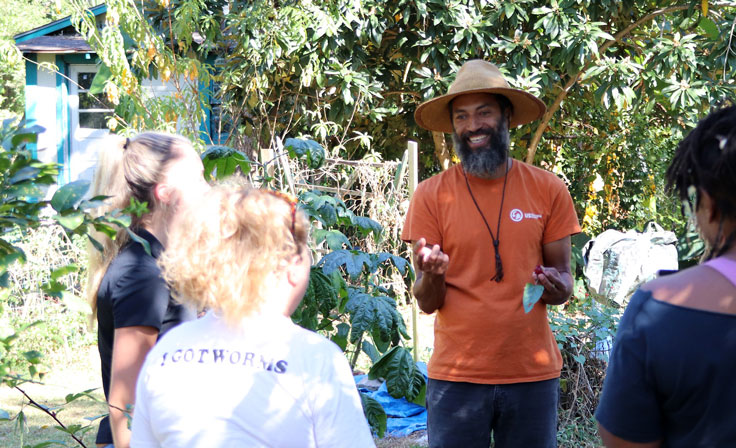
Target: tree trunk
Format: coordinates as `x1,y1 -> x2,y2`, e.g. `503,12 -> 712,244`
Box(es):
524,4 -> 692,165
432,131 -> 452,171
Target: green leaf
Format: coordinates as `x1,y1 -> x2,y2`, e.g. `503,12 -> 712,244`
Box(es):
698,17 -> 719,40
310,269 -> 339,314
320,250 -> 372,279
53,212 -> 85,230
126,228 -> 152,256
22,350 -> 43,364
410,378 -> 427,407
376,253 -> 410,276
61,291 -> 92,315
360,393 -> 386,438
51,180 -> 91,212
65,388 -> 100,403
50,264 -> 80,281
331,322 -> 350,351
284,138 -> 325,169
29,441 -> 70,447
351,215 -> 382,237
11,125 -> 44,147
369,346 -> 424,400
8,166 -> 41,184
89,63 -> 112,95
345,289 -> 402,344
523,283 -> 544,313
362,340 -> 380,362
313,229 -> 350,250
87,233 -> 104,253
201,145 -> 252,180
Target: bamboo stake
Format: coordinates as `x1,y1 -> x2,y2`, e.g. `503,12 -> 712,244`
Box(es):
407,141 -> 419,363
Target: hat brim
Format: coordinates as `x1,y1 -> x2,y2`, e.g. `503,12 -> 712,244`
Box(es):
414,87 -> 547,134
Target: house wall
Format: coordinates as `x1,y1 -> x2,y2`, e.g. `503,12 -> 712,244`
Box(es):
25,53 -> 217,186
25,54 -> 60,168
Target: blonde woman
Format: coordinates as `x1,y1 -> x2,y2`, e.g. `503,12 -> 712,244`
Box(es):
130,186 -> 375,447
88,132 -> 209,448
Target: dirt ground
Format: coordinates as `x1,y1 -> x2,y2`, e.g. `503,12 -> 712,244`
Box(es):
0,346 -> 107,447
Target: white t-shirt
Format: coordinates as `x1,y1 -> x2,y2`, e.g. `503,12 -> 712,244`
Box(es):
131,312 -> 375,448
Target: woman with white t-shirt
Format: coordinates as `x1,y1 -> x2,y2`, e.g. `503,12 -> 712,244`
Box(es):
130,185 -> 375,448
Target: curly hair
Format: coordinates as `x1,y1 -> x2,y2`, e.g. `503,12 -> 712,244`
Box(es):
666,105 -> 736,259
159,185 -> 309,325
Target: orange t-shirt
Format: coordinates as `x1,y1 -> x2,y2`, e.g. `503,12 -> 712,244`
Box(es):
401,160 -> 581,384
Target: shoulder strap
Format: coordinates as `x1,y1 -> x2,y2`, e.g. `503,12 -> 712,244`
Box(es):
704,257 -> 736,288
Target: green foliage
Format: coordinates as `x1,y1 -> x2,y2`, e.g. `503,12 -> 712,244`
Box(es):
201,146 -> 252,180
369,346 -> 425,403
202,137 -> 419,435
0,119 -> 121,446
284,138 -> 326,169
360,393 -> 387,438
67,0 -> 214,142
66,0 -> 736,241
0,1 -> 78,120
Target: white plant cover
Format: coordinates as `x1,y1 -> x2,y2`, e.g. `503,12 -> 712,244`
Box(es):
583,222 -> 679,306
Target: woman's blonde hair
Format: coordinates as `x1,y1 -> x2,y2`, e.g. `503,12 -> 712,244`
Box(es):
86,131 -> 193,314
159,185 -> 309,326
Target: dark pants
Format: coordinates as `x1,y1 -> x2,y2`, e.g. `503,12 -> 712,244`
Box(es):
426,378 -> 559,448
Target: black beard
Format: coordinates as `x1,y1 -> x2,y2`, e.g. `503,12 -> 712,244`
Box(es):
453,121 -> 510,178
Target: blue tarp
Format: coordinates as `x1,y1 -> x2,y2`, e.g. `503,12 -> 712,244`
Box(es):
355,362 -> 428,437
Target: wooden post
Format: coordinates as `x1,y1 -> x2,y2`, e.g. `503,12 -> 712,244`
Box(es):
407,141 -> 420,363
274,136 -> 296,195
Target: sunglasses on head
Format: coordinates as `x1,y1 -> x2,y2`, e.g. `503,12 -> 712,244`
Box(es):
263,189 -> 298,239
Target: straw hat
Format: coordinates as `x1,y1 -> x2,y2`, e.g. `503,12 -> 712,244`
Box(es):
414,60 -> 546,133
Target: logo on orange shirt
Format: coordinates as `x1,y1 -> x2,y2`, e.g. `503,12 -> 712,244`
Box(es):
510,209 -> 542,222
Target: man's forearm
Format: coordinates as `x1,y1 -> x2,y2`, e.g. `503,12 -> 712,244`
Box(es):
413,271 -> 447,313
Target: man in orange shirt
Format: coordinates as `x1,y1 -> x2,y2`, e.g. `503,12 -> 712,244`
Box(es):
402,60 -> 581,447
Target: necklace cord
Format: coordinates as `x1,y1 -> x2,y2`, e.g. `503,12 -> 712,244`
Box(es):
462,161 -> 510,282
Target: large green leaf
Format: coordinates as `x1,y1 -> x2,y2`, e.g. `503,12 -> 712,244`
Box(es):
330,322 -> 350,351
698,17 -> 719,40
309,269 -> 339,315
362,340 -> 380,362
201,145 -> 252,180
313,229 -> 350,250
351,215 -> 382,237
284,137 -> 325,169
360,393 -> 386,438
295,269 -> 338,330
50,180 -> 91,212
368,346 -> 425,400
320,249 -> 373,279
298,192 -> 350,228
344,288 -> 402,344
376,252 -> 411,276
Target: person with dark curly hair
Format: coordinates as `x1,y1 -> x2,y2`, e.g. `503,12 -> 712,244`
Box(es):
596,105 -> 736,447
